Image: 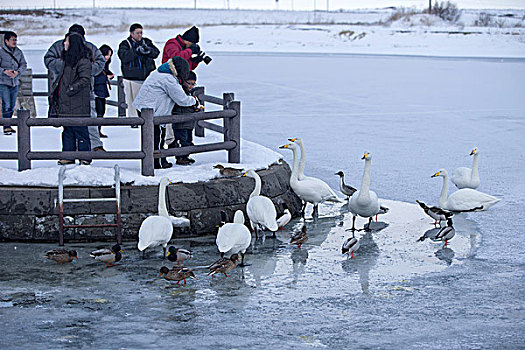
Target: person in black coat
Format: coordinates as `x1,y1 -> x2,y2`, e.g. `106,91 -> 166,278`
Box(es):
94,44 -> 114,138
51,33 -> 92,165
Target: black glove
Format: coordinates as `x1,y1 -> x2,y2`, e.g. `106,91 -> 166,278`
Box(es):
189,43 -> 200,55
191,52 -> 204,63
137,43 -> 152,56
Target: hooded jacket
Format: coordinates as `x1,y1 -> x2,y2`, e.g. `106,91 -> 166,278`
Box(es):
54,56 -> 92,117
0,43 -> 27,87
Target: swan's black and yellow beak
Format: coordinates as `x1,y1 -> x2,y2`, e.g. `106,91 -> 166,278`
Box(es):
288,138 -> 297,142
470,149 -> 476,156
279,144 -> 290,149
242,172 -> 247,177
361,152 -> 369,160
168,179 -> 173,185
431,171 -> 440,178
167,251 -> 171,257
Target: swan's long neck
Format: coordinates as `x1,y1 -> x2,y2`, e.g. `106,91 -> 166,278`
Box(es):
439,173 -> 449,208
358,159 -> 372,201
471,153 -> 479,181
249,173 -> 262,198
158,182 -> 169,218
290,147 -> 300,180
297,141 -> 306,180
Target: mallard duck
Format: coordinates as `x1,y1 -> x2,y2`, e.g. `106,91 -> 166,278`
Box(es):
434,218 -> 456,246
243,169 -> 278,237
348,152 -> 380,231
167,246 -> 192,265
158,266 -> 196,286
342,236 -> 360,259
216,210 -> 252,266
451,147 -> 480,189
138,177 -> 173,258
90,244 -> 122,267
432,169 -> 500,211
214,164 -> 244,177
276,203 -> 292,230
207,254 -> 240,278
44,249 -> 78,264
416,200 -> 453,225
289,225 -> 308,248
335,171 -> 357,199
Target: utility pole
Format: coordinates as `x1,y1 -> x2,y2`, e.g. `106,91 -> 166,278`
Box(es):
429,0 -> 432,14
327,0 -> 329,12
194,0 -> 197,9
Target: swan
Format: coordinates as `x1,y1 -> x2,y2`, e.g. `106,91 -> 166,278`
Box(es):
432,169 -> 500,211
280,142 -> 341,217
276,203 -> 292,229
348,152 -> 380,231
216,210 -> 252,266
451,147 -> 480,189
243,169 -> 278,237
138,177 -> 174,258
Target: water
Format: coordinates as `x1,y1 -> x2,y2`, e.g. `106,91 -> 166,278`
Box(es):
1,52 -> 524,349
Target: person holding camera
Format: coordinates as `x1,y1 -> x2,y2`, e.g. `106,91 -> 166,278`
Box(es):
118,23 -> 160,122
161,26 -> 211,70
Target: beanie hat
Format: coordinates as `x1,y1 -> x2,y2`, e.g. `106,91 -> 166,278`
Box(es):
68,24 -> 85,37
181,26 -> 199,43
169,56 -> 190,81
187,71 -> 197,81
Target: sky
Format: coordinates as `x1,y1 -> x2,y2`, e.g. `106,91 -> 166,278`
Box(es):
1,0 -> 525,10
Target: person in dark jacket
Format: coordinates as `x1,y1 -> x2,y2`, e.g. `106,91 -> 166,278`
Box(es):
94,44 -> 114,138
161,26 -> 203,70
52,33 -> 92,165
166,71 -> 201,166
0,31 -> 27,135
118,23 -> 160,122
44,24 -> 106,151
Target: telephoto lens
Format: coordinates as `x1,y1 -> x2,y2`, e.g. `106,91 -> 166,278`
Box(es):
202,55 -> 212,65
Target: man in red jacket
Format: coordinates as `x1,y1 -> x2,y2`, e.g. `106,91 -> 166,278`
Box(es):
161,26 -> 203,70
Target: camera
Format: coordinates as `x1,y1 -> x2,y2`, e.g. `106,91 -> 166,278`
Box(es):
202,54 -> 212,65
194,51 -> 212,65
136,43 -> 152,56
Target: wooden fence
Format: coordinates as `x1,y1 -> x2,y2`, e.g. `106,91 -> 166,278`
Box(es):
0,74 -> 241,176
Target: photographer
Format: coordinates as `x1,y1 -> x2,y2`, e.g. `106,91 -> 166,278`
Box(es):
161,26 -> 211,70
117,23 -> 160,121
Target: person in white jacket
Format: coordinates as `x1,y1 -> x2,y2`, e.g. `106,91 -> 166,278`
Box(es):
133,56 -> 198,169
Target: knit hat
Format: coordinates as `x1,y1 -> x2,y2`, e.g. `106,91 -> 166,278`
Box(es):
187,71 -> 197,81
181,26 -> 199,43
169,56 -> 190,81
68,24 -> 86,37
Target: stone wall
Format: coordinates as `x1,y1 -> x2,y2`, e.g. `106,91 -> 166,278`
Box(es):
0,162 -> 302,243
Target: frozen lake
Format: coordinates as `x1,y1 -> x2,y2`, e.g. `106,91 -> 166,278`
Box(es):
1,51 -> 524,348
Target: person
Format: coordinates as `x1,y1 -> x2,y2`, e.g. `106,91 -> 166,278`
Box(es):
0,31 -> 27,135
161,26 -> 203,70
165,71 -> 201,166
133,56 -> 200,170
49,33 -> 92,165
94,44 -> 114,138
44,24 -> 106,151
117,23 -> 160,125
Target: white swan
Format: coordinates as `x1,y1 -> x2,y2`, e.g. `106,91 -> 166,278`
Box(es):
276,203 -> 292,229
282,139 -> 341,217
432,169 -> 500,211
243,169 -> 278,237
348,152 -> 380,231
451,147 -> 480,189
216,210 -> 252,266
138,177 -> 173,258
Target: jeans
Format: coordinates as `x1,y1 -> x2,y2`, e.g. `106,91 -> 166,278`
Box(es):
88,99 -> 103,149
62,126 -> 91,162
170,128 -> 193,160
0,84 -> 18,131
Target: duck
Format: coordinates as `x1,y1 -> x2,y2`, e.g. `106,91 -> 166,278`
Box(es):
167,246 -> 192,265
451,147 -> 480,189
138,177 -> 173,258
434,218 -> 456,246
243,169 -> 278,238
416,200 -> 453,226
216,210 -> 252,266
158,266 -> 196,286
207,254 -> 240,278
276,203 -> 292,230
279,142 -> 341,218
334,171 -> 357,199
213,164 -> 244,177
90,244 -> 122,267
432,169 -> 500,212
348,152 -> 380,231
342,236 -> 360,259
289,225 -> 308,248
44,249 -> 78,264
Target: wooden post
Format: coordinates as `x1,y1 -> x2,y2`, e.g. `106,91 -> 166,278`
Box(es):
117,76 -> 127,117
228,100 -> 241,163
194,86 -> 205,137
140,108 -> 154,176
223,92 -> 234,145
17,109 -> 31,171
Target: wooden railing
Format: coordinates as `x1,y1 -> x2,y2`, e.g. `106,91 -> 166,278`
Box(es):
0,75 -> 241,177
